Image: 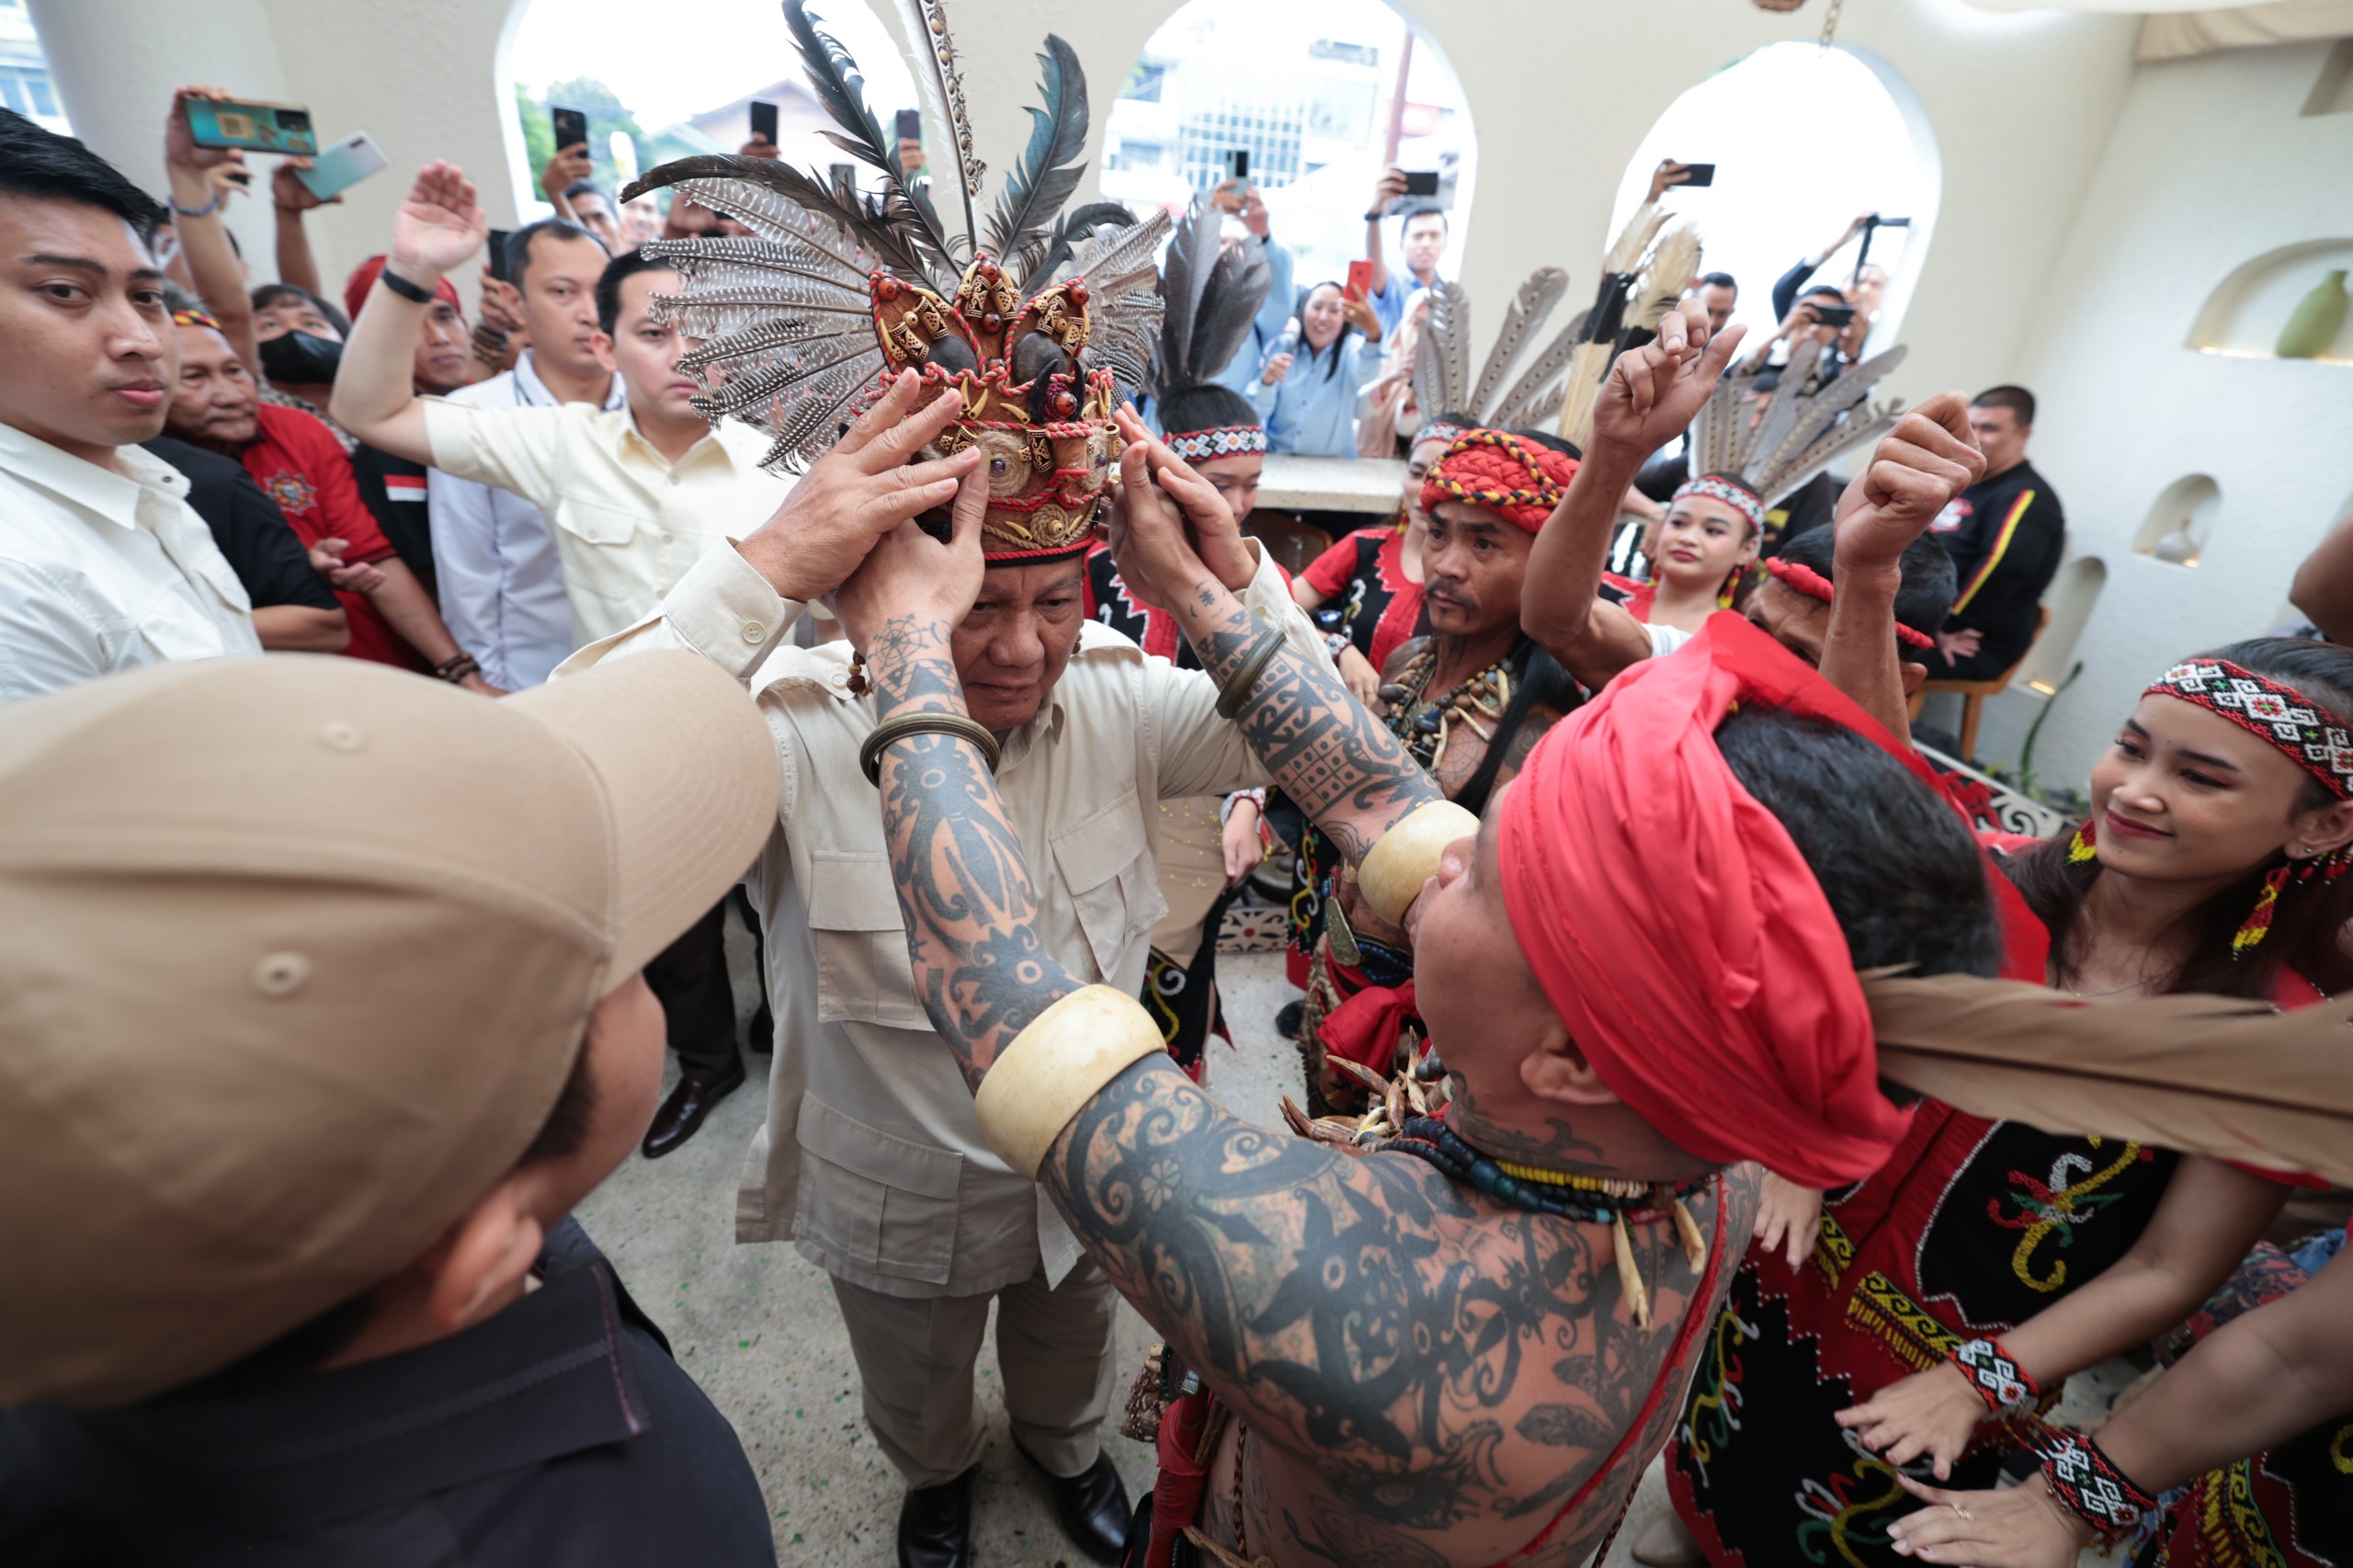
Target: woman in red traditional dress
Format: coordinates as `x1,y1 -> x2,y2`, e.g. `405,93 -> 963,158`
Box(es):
1291,420 -> 1444,700
1650,637 -> 2353,1568
1615,473 -> 1764,635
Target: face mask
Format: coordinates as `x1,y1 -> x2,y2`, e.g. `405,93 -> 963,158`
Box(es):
258,329 -> 343,386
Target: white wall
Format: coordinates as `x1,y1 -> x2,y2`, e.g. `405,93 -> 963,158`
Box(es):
30,0 -> 2138,376
1966,37 -> 2353,790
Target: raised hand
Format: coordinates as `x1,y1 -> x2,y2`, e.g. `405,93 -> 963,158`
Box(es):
272,157 -> 339,213
1587,300 -> 1745,463
540,142 -> 593,204
164,87 -> 241,175
389,162 -> 490,280
1108,408 -> 1257,602
735,371 -> 983,604
1831,392 -> 1982,575
1260,350 -> 1294,385
832,463 -> 989,655
1340,295 -> 1383,344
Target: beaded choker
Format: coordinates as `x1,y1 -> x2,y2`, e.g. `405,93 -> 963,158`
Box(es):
2149,659 -> 2353,801
1382,1117 -> 1708,1331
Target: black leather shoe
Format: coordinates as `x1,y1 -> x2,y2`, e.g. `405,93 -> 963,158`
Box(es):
897,1463 -> 977,1568
1015,1440 -> 1130,1565
1275,1000 -> 1304,1040
640,1062 -> 745,1159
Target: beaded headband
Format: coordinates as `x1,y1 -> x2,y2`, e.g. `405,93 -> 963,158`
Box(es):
2147,660 -> 2353,801
1764,557 -> 1938,652
1415,419 -> 1465,451
1672,475 -> 1763,533
171,307 -> 222,333
1165,425 -> 1267,464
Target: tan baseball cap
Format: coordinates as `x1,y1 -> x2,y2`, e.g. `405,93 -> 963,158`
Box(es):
0,650 -> 777,1407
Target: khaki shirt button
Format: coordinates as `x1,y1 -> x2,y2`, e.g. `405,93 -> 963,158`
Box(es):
742,621 -> 766,643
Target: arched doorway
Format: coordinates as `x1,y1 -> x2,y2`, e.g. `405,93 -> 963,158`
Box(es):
1608,42 -> 1940,351
1098,0 -> 1477,291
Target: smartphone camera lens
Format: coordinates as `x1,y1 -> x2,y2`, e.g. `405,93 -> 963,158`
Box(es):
279,109 -> 312,134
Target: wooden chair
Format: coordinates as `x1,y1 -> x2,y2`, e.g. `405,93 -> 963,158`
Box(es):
1906,606 -> 2051,762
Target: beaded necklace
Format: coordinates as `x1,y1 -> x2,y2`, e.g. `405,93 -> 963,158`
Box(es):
1381,1116 -> 1710,1331
1380,641 -> 1518,776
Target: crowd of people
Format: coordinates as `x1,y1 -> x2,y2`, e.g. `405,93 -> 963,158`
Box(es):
0,12 -> 2348,1568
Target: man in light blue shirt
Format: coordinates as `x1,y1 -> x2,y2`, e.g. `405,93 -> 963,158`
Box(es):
1362,165 -> 1450,338
428,220 -> 617,689
1206,187 -> 1295,401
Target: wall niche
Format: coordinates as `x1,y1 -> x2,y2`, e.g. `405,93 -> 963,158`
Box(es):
2018,555 -> 2106,696
2187,240 -> 2353,364
2132,473 -> 2221,567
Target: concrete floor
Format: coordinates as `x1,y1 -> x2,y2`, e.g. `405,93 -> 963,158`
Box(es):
575,927 -> 2124,1566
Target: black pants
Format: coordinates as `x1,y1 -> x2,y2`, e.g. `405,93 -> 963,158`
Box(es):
642,898 -> 742,1083
1924,640 -> 2025,683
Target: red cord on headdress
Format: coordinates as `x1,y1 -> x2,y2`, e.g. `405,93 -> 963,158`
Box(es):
1764,556 -> 1938,652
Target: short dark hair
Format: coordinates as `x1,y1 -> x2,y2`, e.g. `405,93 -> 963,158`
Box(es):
250,281 -> 350,338
1972,384 -> 2035,426
563,180 -> 610,208
1699,271 -> 1738,292
595,247 -> 671,334
1159,382 -> 1259,438
1776,521 -> 1955,643
506,216 -> 608,290
1716,706 -> 2001,979
1398,202 -> 1448,232
1798,283 -> 1847,305
0,108 -> 169,244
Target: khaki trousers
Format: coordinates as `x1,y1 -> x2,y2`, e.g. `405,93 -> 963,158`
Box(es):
830,1255 -> 1120,1489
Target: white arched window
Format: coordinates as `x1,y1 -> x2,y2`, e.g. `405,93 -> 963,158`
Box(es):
1609,42 -> 1940,351
1100,0 -> 1477,291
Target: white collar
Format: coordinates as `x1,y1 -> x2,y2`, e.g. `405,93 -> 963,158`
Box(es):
0,423 -> 188,531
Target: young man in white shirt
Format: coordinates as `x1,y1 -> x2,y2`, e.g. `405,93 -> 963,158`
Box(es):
429,218 -> 619,691
0,108 -> 258,703
335,162 -> 798,1155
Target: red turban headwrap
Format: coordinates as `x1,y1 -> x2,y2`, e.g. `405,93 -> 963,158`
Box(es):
344,253 -> 462,324
1420,429 -> 1578,533
1495,612 -> 1919,1187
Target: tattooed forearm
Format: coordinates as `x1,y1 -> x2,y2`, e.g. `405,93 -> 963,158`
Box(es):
864,612 -> 1079,1087
1171,575 -> 1440,862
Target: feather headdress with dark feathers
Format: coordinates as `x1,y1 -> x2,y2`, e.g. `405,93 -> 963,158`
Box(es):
1688,346 -> 1908,508
1408,267 -> 1575,431
1154,201 -> 1271,403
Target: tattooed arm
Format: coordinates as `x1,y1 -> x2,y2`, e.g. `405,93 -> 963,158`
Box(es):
1108,411 -> 1440,864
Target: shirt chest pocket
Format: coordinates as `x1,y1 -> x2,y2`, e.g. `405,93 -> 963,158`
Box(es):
804,849 -> 929,1029
1050,789 -> 1160,983
549,500 -> 644,597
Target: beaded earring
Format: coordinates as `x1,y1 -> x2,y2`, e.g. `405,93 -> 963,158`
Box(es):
2235,844 -> 2353,957
2066,819 -> 2097,864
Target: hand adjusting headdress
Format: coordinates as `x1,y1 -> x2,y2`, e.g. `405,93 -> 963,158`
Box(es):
622,0 -> 1169,561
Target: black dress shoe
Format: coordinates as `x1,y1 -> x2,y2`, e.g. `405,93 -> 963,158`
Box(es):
1015,1440 -> 1131,1565
1275,1000 -> 1304,1040
640,1062 -> 745,1159
898,1463 -> 977,1568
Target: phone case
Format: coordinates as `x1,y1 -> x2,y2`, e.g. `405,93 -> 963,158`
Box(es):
296,133 -> 390,201
184,99 -> 318,156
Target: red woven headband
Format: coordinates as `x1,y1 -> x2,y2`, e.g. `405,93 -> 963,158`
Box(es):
1765,557 -> 1938,652
1420,429 -> 1580,533
2148,659 -> 2353,801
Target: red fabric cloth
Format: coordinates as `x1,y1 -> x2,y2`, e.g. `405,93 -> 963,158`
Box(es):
1495,611 -> 1914,1188
241,405 -> 423,671
1421,429 -> 1578,533
1301,524 -> 1427,675
1146,1389 -> 1217,1568
1316,978 -> 1416,1073
342,253 -> 462,323
1302,530 -> 1368,598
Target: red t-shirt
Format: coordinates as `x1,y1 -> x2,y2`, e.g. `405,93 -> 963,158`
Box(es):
240,404 -> 422,671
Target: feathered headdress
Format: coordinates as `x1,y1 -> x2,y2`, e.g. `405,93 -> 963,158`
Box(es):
1154,201 -> 1272,462
1552,204 -> 1704,450
1407,266 -> 1579,437
621,0 -> 1168,561
1688,345 -> 1908,510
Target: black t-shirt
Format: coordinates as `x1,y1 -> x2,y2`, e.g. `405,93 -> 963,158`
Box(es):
143,437 -> 337,611
351,444 -> 435,601
1930,459 -> 2065,667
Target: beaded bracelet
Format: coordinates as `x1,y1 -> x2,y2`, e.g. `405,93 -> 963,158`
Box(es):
1950,1337 -> 2041,1417
432,653 -> 481,685
2035,1430 -> 2156,1544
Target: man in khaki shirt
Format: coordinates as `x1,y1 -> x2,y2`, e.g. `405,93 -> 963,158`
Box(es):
567,375 -> 1328,1563
334,166 -> 793,1153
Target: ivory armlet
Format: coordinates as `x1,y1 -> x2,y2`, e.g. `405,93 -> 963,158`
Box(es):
1355,800 -> 1482,926
972,985 -> 1168,1180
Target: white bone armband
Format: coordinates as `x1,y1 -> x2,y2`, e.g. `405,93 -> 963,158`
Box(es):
1355,800 -> 1482,926
972,985 -> 1169,1180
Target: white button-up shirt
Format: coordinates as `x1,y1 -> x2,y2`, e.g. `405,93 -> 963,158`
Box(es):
426,354 -> 629,690
421,397 -> 790,644
0,424 -> 260,705
563,540 -> 1325,1298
